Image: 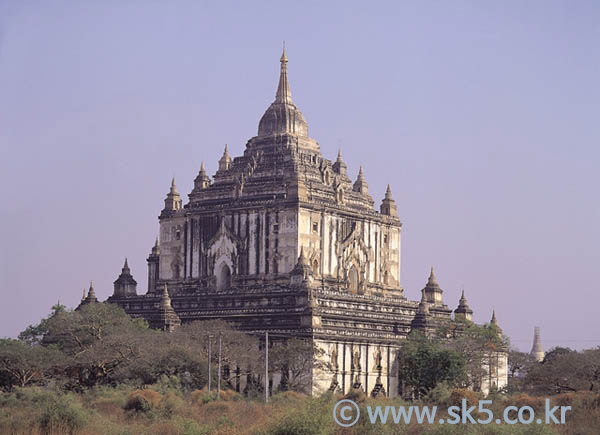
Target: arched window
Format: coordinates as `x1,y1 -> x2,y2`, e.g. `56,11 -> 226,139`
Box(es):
312,259 -> 319,275
348,265 -> 359,294
383,271 -> 389,285
216,263 -> 232,291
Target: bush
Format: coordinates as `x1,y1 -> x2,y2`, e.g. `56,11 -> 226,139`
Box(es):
124,389 -> 162,412
425,382 -> 453,406
39,394 -> 89,435
447,388 -> 480,409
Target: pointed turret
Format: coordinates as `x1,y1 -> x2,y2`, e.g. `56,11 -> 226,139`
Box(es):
218,145 -> 232,171
257,46 -> 309,137
77,281 -> 98,309
193,161 -> 211,191
332,149 -> 347,176
490,309 -> 503,337
380,184 -> 398,217
163,177 -> 182,212
113,258 -> 138,297
454,289 -> 473,321
81,288 -> 86,302
530,327 -> 544,362
352,166 -> 369,194
152,284 -> 181,332
147,238 -> 160,294
421,267 -> 444,305
411,300 -> 432,331
87,281 -> 97,301
160,283 -> 172,309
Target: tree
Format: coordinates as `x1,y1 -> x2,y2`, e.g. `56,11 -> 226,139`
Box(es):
268,338 -> 326,393
524,347 -> 600,394
0,339 -> 63,390
398,332 -> 466,399
438,320 -> 508,391
41,303 -> 152,388
18,302 -> 66,344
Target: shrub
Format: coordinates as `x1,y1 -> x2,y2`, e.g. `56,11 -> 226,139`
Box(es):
447,388 -> 480,409
38,394 -> 89,435
124,389 -> 162,412
425,382 -> 453,406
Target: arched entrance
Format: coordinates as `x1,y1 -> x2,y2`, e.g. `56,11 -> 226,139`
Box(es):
216,263 -> 231,291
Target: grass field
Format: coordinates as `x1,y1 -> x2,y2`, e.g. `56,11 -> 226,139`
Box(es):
1,382 -> 598,435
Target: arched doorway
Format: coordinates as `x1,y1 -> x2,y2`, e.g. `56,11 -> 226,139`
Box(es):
216,263 -> 231,291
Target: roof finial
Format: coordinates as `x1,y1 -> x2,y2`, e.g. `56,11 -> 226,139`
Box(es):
88,281 -> 96,299
337,149 -> 343,161
275,43 -> 292,104
170,177 -> 179,194
200,161 -> 205,172
124,258 -> 129,269
491,309 -> 497,325
82,288 -> 86,301
385,184 -> 393,199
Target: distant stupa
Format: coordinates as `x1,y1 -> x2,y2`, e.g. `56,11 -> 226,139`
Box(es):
530,326 -> 544,362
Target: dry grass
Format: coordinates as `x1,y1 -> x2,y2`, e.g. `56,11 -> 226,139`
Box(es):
2,386 -> 600,434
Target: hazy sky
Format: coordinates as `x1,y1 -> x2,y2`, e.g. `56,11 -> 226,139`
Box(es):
0,1 -> 598,352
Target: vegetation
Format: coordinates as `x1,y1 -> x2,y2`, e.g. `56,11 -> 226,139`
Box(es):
1,303 -> 600,434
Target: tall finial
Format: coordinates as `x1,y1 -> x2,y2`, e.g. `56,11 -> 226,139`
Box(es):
281,40 -> 287,62
200,161 -> 205,172
385,184 -> 393,199
124,258 -> 129,269
88,280 -> 97,300
82,288 -> 86,301
170,177 -> 179,195
491,309 -> 497,325
428,266 -> 437,285
337,149 -> 343,161
275,43 -> 292,104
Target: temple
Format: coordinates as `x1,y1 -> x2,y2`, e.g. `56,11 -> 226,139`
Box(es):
530,326 -> 545,362
100,48 -> 507,396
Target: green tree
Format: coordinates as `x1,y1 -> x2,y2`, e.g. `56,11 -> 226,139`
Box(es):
41,303 -> 151,388
18,302 -> 67,344
0,339 -> 63,389
398,332 -> 465,399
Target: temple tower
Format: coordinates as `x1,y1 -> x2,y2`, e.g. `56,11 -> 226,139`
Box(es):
454,289 -> 473,321
530,326 -> 544,362
113,258 -> 137,297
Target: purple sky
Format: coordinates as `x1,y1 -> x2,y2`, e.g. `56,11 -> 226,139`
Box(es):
1,1 -> 598,352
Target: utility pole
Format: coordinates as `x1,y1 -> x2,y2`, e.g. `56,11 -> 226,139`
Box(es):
207,335 -> 212,393
265,331 -> 269,403
217,333 -> 222,399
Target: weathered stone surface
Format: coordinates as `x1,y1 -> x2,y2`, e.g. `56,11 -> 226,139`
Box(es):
104,49 -> 507,396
